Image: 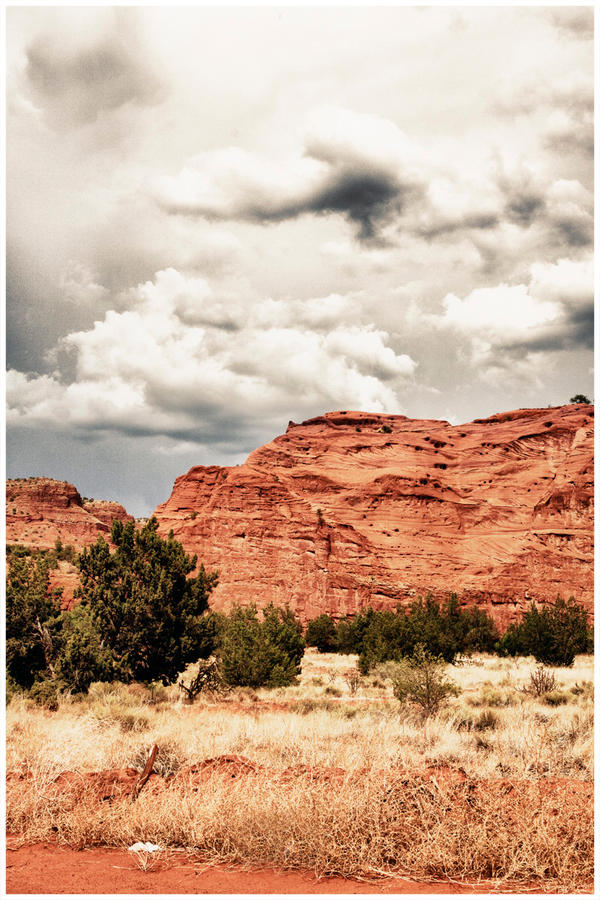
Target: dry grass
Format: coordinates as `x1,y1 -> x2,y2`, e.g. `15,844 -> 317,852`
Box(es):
6,651 -> 594,890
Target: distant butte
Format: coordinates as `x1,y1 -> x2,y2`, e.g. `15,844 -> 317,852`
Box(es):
6,477 -> 133,609
152,405 -> 594,627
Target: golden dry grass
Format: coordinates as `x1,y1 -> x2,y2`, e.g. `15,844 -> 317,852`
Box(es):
6,651 -> 594,891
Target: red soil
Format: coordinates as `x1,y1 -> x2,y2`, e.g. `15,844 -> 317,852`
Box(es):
6,841 -> 575,894
6,759 -> 592,894
9,755 -> 592,801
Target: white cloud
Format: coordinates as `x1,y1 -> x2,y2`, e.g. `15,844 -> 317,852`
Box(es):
7,268 -> 417,438
435,255 -> 593,364
529,256 -> 593,308
442,284 -> 559,335
152,147 -> 326,219
59,261 -> 109,305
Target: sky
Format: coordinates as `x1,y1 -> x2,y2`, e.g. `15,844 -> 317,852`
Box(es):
6,5 -> 594,516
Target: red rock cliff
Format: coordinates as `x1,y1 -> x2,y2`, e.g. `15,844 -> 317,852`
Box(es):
6,478 -> 134,610
153,405 -> 593,627
6,477 -> 133,550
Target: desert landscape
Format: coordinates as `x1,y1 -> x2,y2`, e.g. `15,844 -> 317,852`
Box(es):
6,649 -> 594,893
6,404 -> 595,894
6,6 -> 594,895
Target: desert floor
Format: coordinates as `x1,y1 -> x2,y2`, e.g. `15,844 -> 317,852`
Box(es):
6,650 -> 594,894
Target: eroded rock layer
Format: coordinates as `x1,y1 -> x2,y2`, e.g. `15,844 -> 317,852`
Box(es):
6,477 -> 133,550
153,405 -> 593,627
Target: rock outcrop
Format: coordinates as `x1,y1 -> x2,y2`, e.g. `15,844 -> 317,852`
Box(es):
6,477 -> 133,550
153,405 -> 593,627
6,477 -> 134,610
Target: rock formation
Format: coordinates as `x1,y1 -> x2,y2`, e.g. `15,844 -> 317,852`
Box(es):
6,477 -> 133,550
6,477 -> 134,609
153,405 -> 593,627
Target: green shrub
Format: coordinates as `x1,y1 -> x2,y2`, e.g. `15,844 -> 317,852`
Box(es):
543,690 -> 570,706
305,614 -> 338,652
54,603 -> 112,693
341,595 -> 499,674
75,517 -> 218,685
6,674 -> 23,706
498,597 -> 591,666
392,644 -> 460,717
52,538 -> 76,564
27,678 -> 63,710
6,553 -> 63,688
217,603 -> 304,688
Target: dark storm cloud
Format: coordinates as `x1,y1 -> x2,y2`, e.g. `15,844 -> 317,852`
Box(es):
415,212 -> 500,240
490,300 -> 594,359
6,242 -> 115,375
563,303 -> 595,349
552,216 -> 593,248
544,125 -> 594,159
505,193 -> 545,228
6,244 -> 71,372
303,169 -> 406,241
158,159 -> 410,244
504,192 -> 592,246
25,27 -> 162,127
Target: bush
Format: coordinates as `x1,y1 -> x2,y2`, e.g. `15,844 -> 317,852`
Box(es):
75,517 -> 218,685
52,538 -> 76,564
27,678 -> 63,710
217,604 -> 305,688
54,603 -> 113,693
114,710 -> 151,732
498,597 -> 591,666
6,553 -> 63,688
392,644 -> 460,717
543,690 -> 570,707
305,614 -> 338,653
352,595 -> 499,674
524,665 -> 556,697
474,709 -> 499,731
179,656 -> 226,702
344,668 -> 361,695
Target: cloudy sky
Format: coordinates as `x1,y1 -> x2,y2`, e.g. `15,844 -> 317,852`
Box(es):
6,6 -> 594,515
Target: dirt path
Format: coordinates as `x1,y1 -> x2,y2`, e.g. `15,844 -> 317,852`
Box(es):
5,842 -> 551,895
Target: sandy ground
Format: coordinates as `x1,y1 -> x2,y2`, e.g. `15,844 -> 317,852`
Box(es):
6,841 -> 567,895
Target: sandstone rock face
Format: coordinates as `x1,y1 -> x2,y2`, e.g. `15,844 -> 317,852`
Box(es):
6,477 -> 133,550
48,561 -> 81,612
6,478 -> 134,610
153,405 -> 593,627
